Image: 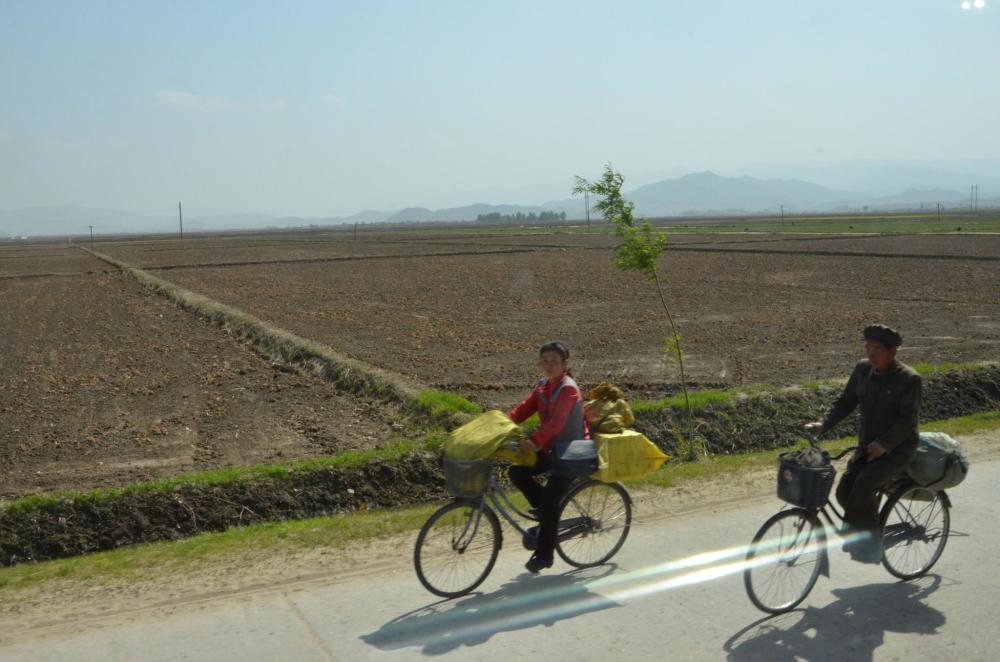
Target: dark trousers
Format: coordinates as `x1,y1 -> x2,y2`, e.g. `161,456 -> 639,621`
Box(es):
508,453 -> 574,561
836,446 -> 913,535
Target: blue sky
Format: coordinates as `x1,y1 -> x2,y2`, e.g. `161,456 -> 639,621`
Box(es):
1,1 -> 997,216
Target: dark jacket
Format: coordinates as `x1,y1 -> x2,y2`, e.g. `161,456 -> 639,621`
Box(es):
822,360 -> 922,453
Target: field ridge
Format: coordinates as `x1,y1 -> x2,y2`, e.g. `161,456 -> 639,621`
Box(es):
79,246 -> 426,406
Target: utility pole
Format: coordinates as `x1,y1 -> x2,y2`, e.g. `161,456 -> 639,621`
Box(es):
88,225 -> 94,249
937,203 -> 941,223
780,204 -> 785,225
178,202 -> 184,239
585,190 -> 591,231
353,223 -> 358,241
971,185 -> 975,213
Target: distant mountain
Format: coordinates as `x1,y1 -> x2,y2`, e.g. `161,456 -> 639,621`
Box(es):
387,207 -> 436,222
623,171 -> 849,215
854,186 -> 968,207
385,203 -> 554,223
731,159 -> 1000,196
539,171 -> 851,217
339,209 -> 394,224
4,164 -> 996,238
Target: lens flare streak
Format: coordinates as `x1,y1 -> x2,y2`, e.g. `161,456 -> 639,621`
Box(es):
378,529 -> 875,650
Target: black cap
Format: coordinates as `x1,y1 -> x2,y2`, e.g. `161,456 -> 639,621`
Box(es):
863,324 -> 903,349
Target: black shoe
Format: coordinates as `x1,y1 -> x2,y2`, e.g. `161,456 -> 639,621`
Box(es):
525,555 -> 553,574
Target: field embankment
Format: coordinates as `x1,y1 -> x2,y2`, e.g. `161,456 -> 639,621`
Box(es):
3,366 -> 998,566
80,246 -> 424,404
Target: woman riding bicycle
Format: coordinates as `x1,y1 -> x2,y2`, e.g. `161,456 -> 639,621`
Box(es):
508,341 -> 591,574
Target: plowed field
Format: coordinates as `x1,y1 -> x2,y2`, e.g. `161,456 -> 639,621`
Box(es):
4,229 -> 998,497
105,231 -> 1000,406
0,250 -> 407,498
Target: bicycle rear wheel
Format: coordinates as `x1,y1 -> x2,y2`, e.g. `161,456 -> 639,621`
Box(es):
744,508 -> 825,614
414,500 -> 502,598
556,480 -> 632,568
880,485 -> 950,580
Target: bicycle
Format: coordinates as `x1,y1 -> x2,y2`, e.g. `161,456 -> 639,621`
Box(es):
413,446 -> 633,598
743,432 -> 951,615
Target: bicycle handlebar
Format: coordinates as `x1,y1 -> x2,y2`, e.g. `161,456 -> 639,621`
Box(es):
802,428 -> 854,461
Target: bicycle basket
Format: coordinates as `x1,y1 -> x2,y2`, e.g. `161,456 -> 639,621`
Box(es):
776,453 -> 835,508
442,457 -> 492,498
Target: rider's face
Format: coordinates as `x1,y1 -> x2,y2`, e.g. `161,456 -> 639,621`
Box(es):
865,339 -> 896,372
539,351 -> 567,380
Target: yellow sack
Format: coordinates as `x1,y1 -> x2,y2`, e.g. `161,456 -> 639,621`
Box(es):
492,439 -> 537,467
584,382 -> 635,433
592,429 -> 670,482
444,410 -> 534,466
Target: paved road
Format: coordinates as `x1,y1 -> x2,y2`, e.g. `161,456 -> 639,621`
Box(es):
3,459 -> 996,661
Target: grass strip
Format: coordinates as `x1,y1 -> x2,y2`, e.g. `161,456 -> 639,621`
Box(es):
78,245 -> 426,405
628,410 -> 1000,491
4,410 -> 996,595
1,433 -> 445,515
631,361 -> 998,416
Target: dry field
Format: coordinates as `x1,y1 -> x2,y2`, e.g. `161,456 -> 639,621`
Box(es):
3,229 -> 998,497
102,230 -> 1000,405
0,248 -> 408,498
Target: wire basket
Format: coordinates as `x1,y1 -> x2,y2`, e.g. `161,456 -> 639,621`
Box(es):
776,453 -> 836,509
442,457 -> 492,498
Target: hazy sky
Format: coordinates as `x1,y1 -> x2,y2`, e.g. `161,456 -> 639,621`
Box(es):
1,1 -> 997,216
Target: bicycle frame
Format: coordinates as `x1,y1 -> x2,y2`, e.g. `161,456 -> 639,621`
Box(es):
460,474 -> 596,541
484,477 -> 537,537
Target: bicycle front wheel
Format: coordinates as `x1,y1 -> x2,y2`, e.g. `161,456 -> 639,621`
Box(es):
880,485 -> 950,580
556,480 -> 632,568
744,508 -> 825,615
414,500 -> 501,598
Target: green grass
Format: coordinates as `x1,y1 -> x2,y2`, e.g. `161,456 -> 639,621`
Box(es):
413,389 -> 482,418
625,437 -> 854,490
0,434 -> 445,515
632,383 -> 794,415
4,409 -> 996,595
798,378 -> 842,391
627,409 -> 1000,491
910,361 -> 996,376
631,360 -> 997,416
926,410 -> 1000,436
633,389 -> 738,415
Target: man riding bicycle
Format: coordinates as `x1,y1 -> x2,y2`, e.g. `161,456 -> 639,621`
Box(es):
806,324 -> 922,564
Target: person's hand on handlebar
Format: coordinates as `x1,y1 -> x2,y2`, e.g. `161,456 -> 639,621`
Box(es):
520,438 -> 538,456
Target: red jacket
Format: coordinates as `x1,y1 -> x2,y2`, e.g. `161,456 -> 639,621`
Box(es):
508,374 -> 591,453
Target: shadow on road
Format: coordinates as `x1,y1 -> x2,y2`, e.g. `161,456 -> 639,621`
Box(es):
361,565 -> 620,655
723,574 -> 950,661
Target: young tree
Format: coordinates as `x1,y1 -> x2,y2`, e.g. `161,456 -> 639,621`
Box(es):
573,164 -> 697,458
